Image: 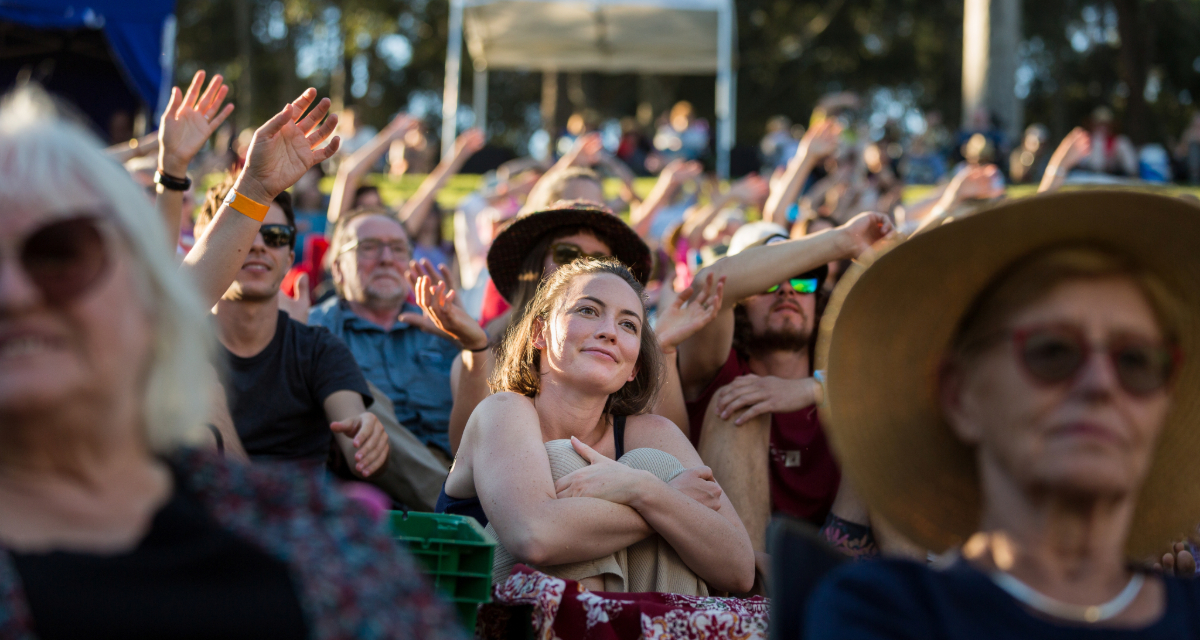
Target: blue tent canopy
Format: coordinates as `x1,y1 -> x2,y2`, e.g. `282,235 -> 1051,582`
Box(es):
0,0 -> 176,116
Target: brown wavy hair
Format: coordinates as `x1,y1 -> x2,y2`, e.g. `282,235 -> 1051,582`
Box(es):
490,258 -> 663,416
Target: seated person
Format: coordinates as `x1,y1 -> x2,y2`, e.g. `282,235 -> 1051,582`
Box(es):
309,208 -> 464,468
439,258 -> 755,595
195,176 -> 388,479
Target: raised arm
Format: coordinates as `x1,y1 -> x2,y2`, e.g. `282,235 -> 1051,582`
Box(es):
399,128 -> 485,235
652,272 -> 724,432
630,159 -> 702,238
183,88 -> 340,307
680,174 -> 768,249
327,113 -> 416,224
1038,127 -> 1091,193
471,393 -> 654,565
677,213 -> 893,396
910,164 -> 1003,235
762,119 -> 841,225
157,70 -> 234,248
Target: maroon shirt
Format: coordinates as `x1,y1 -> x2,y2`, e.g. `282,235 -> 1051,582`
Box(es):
685,349 -> 840,525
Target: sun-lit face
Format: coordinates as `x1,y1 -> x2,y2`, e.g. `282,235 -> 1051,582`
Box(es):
334,214 -> 412,306
535,273 -> 643,396
0,195 -> 153,420
742,283 -> 817,340
945,278 -> 1173,499
221,204 -> 293,302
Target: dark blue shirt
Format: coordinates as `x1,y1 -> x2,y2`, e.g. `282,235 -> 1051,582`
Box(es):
310,297 -> 459,455
806,557 -> 1200,639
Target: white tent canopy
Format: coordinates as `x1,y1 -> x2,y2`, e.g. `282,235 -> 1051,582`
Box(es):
442,0 -> 738,176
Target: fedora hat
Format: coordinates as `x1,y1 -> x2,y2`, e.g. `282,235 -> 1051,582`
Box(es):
486,201 -> 652,303
815,190 -> 1200,558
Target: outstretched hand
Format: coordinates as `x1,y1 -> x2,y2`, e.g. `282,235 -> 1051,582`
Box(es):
563,132 -> 604,168
405,258 -> 489,350
1048,127 -> 1092,175
836,211 -> 895,258
330,412 -> 390,477
657,273 -> 725,354
728,173 -> 770,204
235,88 -> 341,204
797,119 -> 842,163
159,70 -> 235,175
278,272 -> 310,324
453,128 -> 486,160
1154,540 -> 1197,578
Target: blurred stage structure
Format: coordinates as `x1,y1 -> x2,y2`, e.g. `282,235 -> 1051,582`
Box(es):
442,0 -> 737,177
0,1 -> 177,142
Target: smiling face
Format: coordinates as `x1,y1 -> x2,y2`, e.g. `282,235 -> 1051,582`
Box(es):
220,204 -> 294,302
535,272 -> 643,396
944,278 -> 1173,500
0,196 -> 154,421
333,214 -> 412,307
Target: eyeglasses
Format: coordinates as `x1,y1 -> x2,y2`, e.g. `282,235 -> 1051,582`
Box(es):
339,238 -> 410,260
766,277 -> 820,295
550,242 -> 609,266
259,224 -> 295,249
1010,324 -> 1179,396
3,215 -> 110,306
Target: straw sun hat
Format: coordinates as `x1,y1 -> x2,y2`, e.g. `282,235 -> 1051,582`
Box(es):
486,201 -> 652,303
815,190 -> 1200,558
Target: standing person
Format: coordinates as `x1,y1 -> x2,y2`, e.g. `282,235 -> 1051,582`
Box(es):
0,86 -> 462,638
194,175 -> 389,479
807,190 -> 1200,637
677,215 -> 893,556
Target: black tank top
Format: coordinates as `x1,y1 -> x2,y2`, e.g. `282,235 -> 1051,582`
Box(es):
436,414 -> 628,528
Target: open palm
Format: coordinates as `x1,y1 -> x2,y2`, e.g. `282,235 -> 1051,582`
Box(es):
239,89 -> 341,202
159,70 -> 234,174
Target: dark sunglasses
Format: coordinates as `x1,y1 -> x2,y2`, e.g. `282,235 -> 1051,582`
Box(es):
550,242 -> 609,266
259,224 -> 295,249
766,277 -> 820,295
1011,324 -> 1179,396
5,215 -> 110,306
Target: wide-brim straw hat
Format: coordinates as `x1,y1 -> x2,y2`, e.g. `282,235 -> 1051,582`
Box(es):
815,190 -> 1200,558
487,201 -> 652,303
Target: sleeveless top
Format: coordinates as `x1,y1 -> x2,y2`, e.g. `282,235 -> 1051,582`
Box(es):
435,415 -> 627,528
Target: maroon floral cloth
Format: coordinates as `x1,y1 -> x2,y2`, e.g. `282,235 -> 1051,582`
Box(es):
477,565 -> 770,640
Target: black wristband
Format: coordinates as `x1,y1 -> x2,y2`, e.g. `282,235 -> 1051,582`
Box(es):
468,342 -> 491,353
154,170 -> 192,191
206,423 -> 225,456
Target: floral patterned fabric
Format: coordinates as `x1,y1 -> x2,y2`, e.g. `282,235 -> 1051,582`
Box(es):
0,448 -> 466,640
477,564 -> 770,640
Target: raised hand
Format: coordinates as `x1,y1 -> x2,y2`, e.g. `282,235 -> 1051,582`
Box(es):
1153,540 -> 1197,578
404,258 -> 489,350
453,128 -> 486,159
657,273 -> 725,354
663,159 -> 704,186
713,374 -> 821,425
158,70 -> 235,176
330,412 -> 390,477
234,88 -> 340,204
1048,127 -> 1092,174
728,173 -> 770,204
836,211 -> 895,257
554,436 -> 653,505
797,119 -> 842,163
563,132 -> 604,168
668,466 -> 723,511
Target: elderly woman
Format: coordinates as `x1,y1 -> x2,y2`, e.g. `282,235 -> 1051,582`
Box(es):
440,258 -> 755,594
806,191 -> 1200,637
0,88 -> 462,637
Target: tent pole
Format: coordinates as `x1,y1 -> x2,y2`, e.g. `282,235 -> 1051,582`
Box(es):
442,0 -> 465,159
715,1 -> 734,179
473,65 -> 489,137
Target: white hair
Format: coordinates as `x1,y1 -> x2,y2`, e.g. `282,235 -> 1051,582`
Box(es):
0,86 -> 213,451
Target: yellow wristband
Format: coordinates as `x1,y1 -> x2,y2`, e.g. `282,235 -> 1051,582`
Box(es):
222,190 -> 270,222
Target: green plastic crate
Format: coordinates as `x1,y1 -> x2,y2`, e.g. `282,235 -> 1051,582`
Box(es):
390,511 -> 495,630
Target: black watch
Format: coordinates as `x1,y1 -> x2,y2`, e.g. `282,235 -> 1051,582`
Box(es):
154,170 -> 192,191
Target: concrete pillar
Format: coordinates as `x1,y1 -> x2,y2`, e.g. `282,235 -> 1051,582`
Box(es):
962,0 -> 1022,141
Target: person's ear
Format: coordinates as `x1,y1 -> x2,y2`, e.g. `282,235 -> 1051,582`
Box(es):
627,363 -> 638,382
939,358 -> 981,444
531,317 -> 547,350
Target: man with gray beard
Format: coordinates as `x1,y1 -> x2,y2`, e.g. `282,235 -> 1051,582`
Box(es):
677,215 -> 892,566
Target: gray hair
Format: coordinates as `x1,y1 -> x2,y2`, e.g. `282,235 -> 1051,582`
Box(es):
0,86 -> 214,451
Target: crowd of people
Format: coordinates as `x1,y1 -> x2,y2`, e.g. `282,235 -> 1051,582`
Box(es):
2,62 -> 1200,639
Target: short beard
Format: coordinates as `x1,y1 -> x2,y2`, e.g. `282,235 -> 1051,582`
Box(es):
739,328 -> 811,358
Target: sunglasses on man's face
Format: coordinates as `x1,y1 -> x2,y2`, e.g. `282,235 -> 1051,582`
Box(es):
3,215 -> 110,307
259,224 -> 295,249
550,242 -> 610,266
1011,324 -> 1179,397
766,277 -> 820,295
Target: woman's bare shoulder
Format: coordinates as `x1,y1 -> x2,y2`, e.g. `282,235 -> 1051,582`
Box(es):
623,414 -> 702,465
464,392 -> 541,440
